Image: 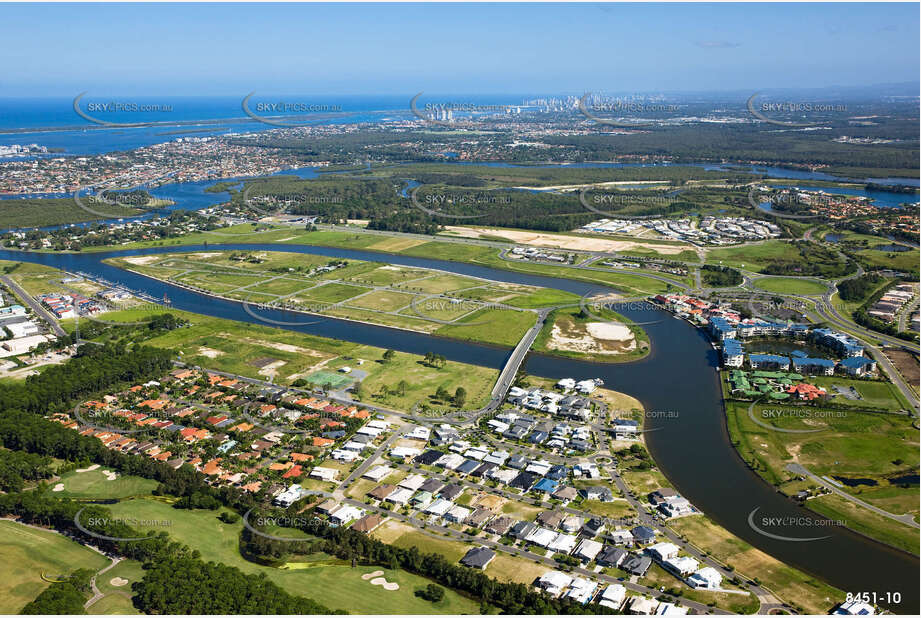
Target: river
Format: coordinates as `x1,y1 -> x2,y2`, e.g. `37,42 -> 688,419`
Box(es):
0,241 -> 916,612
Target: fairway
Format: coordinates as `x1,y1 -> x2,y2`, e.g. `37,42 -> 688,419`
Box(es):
752,277 -> 829,295
0,520 -> 110,613
104,499 -> 479,614
53,467 -> 158,500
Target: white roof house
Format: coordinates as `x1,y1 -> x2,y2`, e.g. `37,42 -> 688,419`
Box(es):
362,465 -> 393,482
609,529 -> 634,545
629,596 -> 660,615
526,460 -> 552,475
424,499 -> 454,517
535,571 -> 572,597
525,526 -> 558,547
330,505 -> 365,526
573,538 -> 603,562
560,515 -> 584,533
556,378 -> 576,390
330,449 -> 358,462
385,487 -> 414,505
547,532 -> 578,554
833,600 -> 876,615
444,505 -> 471,524
662,556 -> 699,577
487,468 -> 518,484
436,453 -> 466,470
598,584 -> 626,610
398,473 -> 426,491
688,567 -> 722,590
464,447 -> 488,460
648,542 -> 680,561
390,446 -> 421,458
655,602 -> 689,615
309,466 -> 339,482
405,426 -> 431,441
564,577 -> 597,604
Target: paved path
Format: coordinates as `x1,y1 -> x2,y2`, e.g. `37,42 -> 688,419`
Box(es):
84,556 -> 122,609
786,463 -> 920,528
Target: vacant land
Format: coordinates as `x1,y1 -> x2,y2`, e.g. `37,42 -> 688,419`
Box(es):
752,277 -> 829,296
0,519 -> 110,613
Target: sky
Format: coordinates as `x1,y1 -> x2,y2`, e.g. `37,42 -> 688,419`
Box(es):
0,2 -> 918,96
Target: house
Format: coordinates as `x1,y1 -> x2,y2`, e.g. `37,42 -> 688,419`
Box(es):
367,484 -> 396,501
362,465 -> 394,482
537,510 -> 565,529
419,478 -> 445,494
631,525 -> 657,544
471,462 -> 496,478
483,516 -> 515,536
414,449 -> 444,466
535,571 -> 572,597
791,356 -> 836,376
460,546 -> 496,570
596,546 -> 628,567
390,446 -> 421,459
648,542 -> 681,562
560,515 -> 583,534
424,499 -> 454,517
352,513 -> 385,534
533,478 -> 559,493
440,483 -> 464,501
648,488 -> 679,506
547,532 -> 578,554
688,567 -> 723,590
573,538 -> 603,562
579,486 -> 614,502
598,584 -> 627,610
509,471 -> 538,491
273,484 -> 309,507
431,425 -> 460,445
315,499 -> 340,515
833,600 -> 876,615
456,459 -> 480,475
444,505 -> 471,524
525,526 -> 558,547
405,426 -> 431,441
662,555 -> 699,577
655,602 -> 689,615
627,596 -> 659,615
510,521 -> 538,541
465,507 -> 492,528
582,517 -> 606,538
551,486 -> 578,502
398,473 -> 427,491
385,487 -> 414,505
564,577 -> 597,604
410,490 -> 434,509
310,467 -> 338,482
330,505 -> 364,526
622,555 -> 652,576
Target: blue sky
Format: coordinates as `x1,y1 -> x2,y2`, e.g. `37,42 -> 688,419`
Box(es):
1,2 -> 918,96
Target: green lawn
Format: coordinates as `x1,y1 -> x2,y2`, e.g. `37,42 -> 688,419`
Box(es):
752,277 -> 829,296
104,500 -> 479,614
0,520 -> 109,614
51,467 -> 158,500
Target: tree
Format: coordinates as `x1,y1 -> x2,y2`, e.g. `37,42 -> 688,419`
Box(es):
434,385 -> 450,401
397,380 -> 408,397
416,583 -> 445,603
382,349 -> 396,362
453,387 -> 467,408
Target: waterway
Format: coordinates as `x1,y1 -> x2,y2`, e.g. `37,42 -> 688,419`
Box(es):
0,241 -> 916,612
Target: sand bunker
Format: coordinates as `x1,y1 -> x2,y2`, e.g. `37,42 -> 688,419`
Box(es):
546,322 -> 637,356
369,577 -> 399,591
361,570 -> 384,580
52,483 -> 64,492
76,464 -> 100,473
102,470 -> 118,481
109,577 -> 129,587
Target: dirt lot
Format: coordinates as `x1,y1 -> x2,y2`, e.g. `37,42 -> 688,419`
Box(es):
443,226 -> 690,254
545,317 -> 636,356
884,347 -> 919,393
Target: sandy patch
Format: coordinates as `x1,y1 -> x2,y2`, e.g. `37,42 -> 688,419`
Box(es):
277,236 -> 297,242
122,256 -> 160,266
361,570 -> 384,580
189,252 -> 223,259
109,577 -> 129,587
76,464 -> 100,473
52,483 -> 65,492
257,360 -> 287,380
198,347 -> 224,359
102,470 -> 118,481
444,226 -> 689,254
369,577 -> 399,591
546,321 -> 636,356
585,322 -> 634,341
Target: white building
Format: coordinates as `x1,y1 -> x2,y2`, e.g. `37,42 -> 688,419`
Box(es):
598,584 -> 627,609
535,571 -> 572,597
648,542 -> 680,561
573,538 -> 603,562
688,567 -> 722,590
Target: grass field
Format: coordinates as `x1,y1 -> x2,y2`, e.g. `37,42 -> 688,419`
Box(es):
89,559 -> 145,615
85,307 -> 499,413
51,467 -> 158,500
668,516 -> 843,614
0,520 -> 110,613
104,500 -> 479,614
751,277 -> 830,295
725,399 -> 919,553
706,241 -> 801,271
